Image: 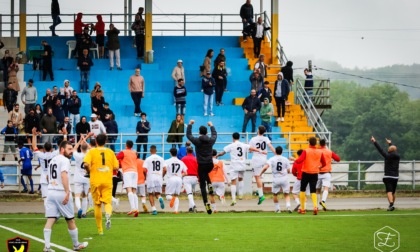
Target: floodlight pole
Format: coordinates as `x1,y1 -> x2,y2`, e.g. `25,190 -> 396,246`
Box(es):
271,0 -> 279,64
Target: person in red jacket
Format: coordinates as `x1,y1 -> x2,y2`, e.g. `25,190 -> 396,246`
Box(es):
93,15 -> 105,58
316,139 -> 340,211
291,149 -> 309,212
181,147 -> 198,213
74,12 -> 89,57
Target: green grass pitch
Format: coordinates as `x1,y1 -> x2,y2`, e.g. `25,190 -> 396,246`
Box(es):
1,211 -> 419,251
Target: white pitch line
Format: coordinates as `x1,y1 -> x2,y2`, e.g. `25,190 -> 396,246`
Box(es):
0,224 -> 73,252
0,212 -> 419,221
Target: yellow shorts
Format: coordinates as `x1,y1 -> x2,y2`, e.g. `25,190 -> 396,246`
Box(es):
90,183 -> 113,205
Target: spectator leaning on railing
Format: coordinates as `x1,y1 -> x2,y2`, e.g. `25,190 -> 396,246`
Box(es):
1,120 -> 18,161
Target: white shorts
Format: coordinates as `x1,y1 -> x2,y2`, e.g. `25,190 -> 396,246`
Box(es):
229,170 -> 244,181
183,176 -> 198,195
212,182 -> 225,197
251,162 -> 265,176
123,172 -> 138,189
292,180 -> 310,195
41,183 -> 49,198
137,184 -> 146,197
147,177 -> 163,194
166,176 -> 183,195
45,190 -> 74,219
316,173 -> 331,189
74,182 -> 90,195
272,176 -> 290,194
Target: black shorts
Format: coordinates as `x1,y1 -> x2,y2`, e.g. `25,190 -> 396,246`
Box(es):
301,172 -> 318,193
383,177 -> 398,194
96,34 -> 105,46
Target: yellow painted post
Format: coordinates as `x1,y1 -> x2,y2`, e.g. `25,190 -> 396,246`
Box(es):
19,0 -> 27,52
271,0 -> 279,64
145,0 -> 153,63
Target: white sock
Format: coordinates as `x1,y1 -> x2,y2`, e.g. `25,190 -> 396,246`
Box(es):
68,228 -> 79,246
141,197 -> 146,204
187,194 -> 194,208
88,193 -> 93,208
152,206 -> 157,211
286,200 -> 291,208
322,190 -> 329,202
166,195 -> 172,201
238,181 -> 244,197
82,198 -> 88,214
134,194 -> 139,210
231,185 -> 237,201
211,203 -> 216,210
258,187 -> 263,197
75,197 -> 81,210
294,197 -> 300,205
317,194 -> 321,202
43,198 -> 47,209
44,228 -> 52,248
127,192 -> 135,210
174,197 -> 180,212
112,197 -> 117,204
274,203 -> 280,211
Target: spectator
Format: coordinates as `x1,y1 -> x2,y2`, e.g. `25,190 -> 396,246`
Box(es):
167,114 -> 185,149
260,98 -> 274,140
41,40 -> 54,81
249,69 -> 263,91
91,90 -> 105,117
76,116 -> 90,142
177,141 -> 195,160
107,24 -> 122,70
68,90 -> 81,129
90,82 -> 103,99
100,102 -> 114,123
52,99 -> 65,125
78,27 -> 93,57
254,54 -> 268,79
24,108 -> 40,143
241,89 -> 261,134
2,49 -> 14,86
51,86 -> 60,107
251,17 -> 270,58
40,107 -> 57,144
201,49 -> 214,77
104,113 -> 118,152
136,112 -> 150,159
174,78 -> 187,118
34,104 -> 43,121
202,71 -> 215,116
274,72 -> 290,122
49,0 -> 61,36
8,103 -> 23,130
258,81 -> 273,104
8,58 -> 20,92
213,48 -> 228,91
59,80 -> 73,116
131,13 -> 145,59
88,113 -> 106,139
74,13 -> 89,56
171,59 -> 185,104
1,120 -> 18,161
93,15 -> 105,59
128,67 -> 145,117
304,68 -> 314,102
77,49 -> 93,93
58,116 -> 72,136
42,89 -> 54,114
212,60 -> 227,106
21,79 -> 38,115
3,82 -> 18,112
240,0 -> 254,41
281,60 -> 294,86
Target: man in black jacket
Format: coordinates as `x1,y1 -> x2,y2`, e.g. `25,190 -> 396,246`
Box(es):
371,136 -> 400,211
50,0 -> 61,36
68,90 -> 81,132
240,0 -> 254,41
242,89 -> 261,135
3,82 -> 18,112
136,112 -> 150,159
186,120 -> 217,214
77,49 -> 94,93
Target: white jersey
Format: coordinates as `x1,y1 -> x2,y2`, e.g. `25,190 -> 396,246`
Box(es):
33,150 -> 59,184
223,141 -> 250,171
165,157 -> 187,178
72,151 -> 89,183
143,154 -> 166,179
266,155 -> 291,178
48,154 -> 71,191
249,135 -> 271,164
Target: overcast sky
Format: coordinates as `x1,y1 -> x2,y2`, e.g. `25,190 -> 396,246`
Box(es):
1,0 -> 419,69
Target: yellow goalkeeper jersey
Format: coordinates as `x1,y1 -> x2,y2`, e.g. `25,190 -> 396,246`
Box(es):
84,147 -> 119,185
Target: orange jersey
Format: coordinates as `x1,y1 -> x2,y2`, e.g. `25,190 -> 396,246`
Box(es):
295,146 -> 326,174
136,159 -> 146,184
319,147 -> 340,173
116,149 -> 138,173
209,160 -> 225,183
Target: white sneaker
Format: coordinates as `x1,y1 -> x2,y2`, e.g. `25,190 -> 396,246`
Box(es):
281,117 -> 285,122
287,207 -> 292,213
276,117 -> 281,121
105,214 -> 111,230
275,209 -> 281,213
204,113 -> 208,116
73,241 -> 88,251
210,113 -> 215,116
43,248 -> 55,252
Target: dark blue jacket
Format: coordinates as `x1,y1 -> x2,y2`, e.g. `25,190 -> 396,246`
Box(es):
274,79 -> 290,99
77,55 -> 93,71
201,77 -> 215,95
